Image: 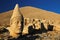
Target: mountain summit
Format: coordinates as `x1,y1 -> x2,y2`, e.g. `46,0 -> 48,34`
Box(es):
0,6 -> 60,24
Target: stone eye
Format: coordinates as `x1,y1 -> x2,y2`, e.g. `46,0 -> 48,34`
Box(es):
17,21 -> 19,24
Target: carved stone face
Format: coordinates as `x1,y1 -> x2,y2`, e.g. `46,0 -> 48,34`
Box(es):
7,19 -> 21,38
10,17 -> 22,34
16,21 -> 21,33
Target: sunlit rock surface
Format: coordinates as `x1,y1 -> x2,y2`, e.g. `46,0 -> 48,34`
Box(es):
0,4 -> 60,40
6,4 -> 24,38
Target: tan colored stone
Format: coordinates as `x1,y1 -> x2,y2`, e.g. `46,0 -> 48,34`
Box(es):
22,23 -> 33,35
24,18 -> 30,25
34,19 -> 41,29
7,4 -> 24,38
41,19 -> 48,30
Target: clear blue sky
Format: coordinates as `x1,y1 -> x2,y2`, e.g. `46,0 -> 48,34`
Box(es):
0,0 -> 60,14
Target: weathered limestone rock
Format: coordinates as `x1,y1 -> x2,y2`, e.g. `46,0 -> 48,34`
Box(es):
41,19 -> 48,30
7,4 -> 24,38
24,18 -> 30,25
22,18 -> 33,35
42,19 -> 54,31
22,18 -> 41,35
34,19 -> 41,29
22,23 -> 33,35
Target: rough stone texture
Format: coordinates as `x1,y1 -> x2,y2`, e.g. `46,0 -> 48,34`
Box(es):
0,4 -> 60,40
33,19 -> 41,29
6,4 -> 24,38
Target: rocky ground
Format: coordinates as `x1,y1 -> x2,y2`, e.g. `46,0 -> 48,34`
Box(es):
19,31 -> 60,40
0,26 -> 60,40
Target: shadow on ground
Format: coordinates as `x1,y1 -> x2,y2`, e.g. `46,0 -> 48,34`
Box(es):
8,23 -> 54,40
0,22 -> 54,40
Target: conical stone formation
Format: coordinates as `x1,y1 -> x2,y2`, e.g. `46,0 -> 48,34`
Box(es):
7,4 -> 24,38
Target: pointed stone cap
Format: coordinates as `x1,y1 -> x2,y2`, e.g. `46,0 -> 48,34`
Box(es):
11,4 -> 22,19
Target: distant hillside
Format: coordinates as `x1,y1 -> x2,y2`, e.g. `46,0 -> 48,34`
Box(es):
0,6 -> 60,24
